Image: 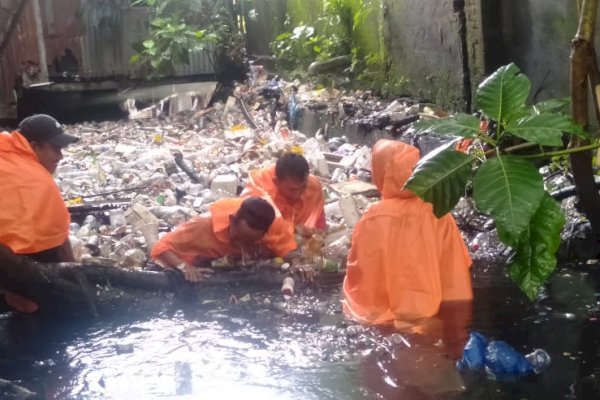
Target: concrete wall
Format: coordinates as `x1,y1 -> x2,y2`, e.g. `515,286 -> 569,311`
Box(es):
244,0 -> 596,111
246,0 -> 475,111
497,0 -> 579,103
383,0 -> 470,110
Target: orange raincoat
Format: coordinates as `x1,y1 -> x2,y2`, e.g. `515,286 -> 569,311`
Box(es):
150,198 -> 297,265
0,131 -> 71,313
0,131 -> 70,253
343,139 -> 472,325
242,166 -> 326,230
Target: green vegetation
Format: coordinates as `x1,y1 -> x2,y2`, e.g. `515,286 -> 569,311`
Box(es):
130,0 -> 241,76
270,0 -> 406,96
407,63 -> 600,299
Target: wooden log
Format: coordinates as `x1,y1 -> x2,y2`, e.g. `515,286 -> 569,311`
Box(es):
0,245 -> 345,316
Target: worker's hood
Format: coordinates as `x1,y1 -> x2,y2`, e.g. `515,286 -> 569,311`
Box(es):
371,139 -> 420,199
0,131 -> 38,162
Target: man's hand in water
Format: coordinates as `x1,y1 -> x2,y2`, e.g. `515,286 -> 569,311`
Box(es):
290,259 -> 316,282
177,263 -> 212,283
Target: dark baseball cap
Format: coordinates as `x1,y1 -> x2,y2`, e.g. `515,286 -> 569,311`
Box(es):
18,114 -> 79,148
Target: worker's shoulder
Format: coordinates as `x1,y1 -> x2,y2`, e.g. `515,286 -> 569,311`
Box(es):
307,174 -> 324,189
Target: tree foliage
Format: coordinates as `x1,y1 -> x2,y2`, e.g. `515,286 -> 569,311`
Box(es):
406,63 -> 592,299
131,0 -> 240,76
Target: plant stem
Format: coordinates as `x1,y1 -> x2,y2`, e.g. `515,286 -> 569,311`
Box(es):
503,142 -> 539,153
477,133 -> 497,147
522,142 -> 600,159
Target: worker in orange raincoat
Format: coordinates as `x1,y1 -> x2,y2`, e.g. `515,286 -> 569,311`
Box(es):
151,197 -> 297,282
242,153 -> 326,281
0,114 -> 79,312
242,152 -> 326,232
343,139 -> 472,327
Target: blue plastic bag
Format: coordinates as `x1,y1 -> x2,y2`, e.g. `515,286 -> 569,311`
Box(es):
456,332 -> 488,371
456,332 -> 536,380
484,340 -> 534,379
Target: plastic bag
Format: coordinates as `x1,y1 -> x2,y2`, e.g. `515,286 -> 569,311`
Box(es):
456,332 -> 549,380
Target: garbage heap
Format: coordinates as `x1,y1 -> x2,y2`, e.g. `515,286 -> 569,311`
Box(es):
57,81 -> 427,271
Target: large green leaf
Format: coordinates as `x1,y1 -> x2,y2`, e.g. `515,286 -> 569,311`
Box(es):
505,194 -> 566,300
505,114 -> 587,146
532,97 -> 570,114
412,114 -> 480,138
473,155 -> 544,238
476,63 -> 531,125
405,141 -> 476,217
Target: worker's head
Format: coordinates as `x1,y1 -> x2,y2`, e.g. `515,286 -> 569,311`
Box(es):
273,152 -> 309,204
371,139 -> 420,199
18,114 -> 79,173
229,197 -> 276,248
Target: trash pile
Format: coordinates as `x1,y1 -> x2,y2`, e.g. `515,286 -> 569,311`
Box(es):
59,80 -> 389,271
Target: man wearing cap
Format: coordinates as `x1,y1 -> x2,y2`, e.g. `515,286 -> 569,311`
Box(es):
0,114 -> 79,312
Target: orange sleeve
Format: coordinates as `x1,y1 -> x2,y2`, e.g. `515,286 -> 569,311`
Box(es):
437,214 -> 473,301
301,175 -> 326,230
260,217 -> 297,257
150,216 -> 224,265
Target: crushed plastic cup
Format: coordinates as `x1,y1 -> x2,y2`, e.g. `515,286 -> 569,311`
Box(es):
470,232 -> 489,252
525,349 -> 551,373
109,209 -> 126,227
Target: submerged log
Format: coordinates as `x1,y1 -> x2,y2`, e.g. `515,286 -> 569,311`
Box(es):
0,245 -> 344,317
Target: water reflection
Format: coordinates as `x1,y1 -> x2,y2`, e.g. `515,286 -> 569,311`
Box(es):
2,265 -> 600,399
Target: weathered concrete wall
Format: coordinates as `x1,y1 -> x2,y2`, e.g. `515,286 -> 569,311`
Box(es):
384,0 -> 469,111
465,0 -> 485,105
497,0 -> 579,103
245,0 -> 598,112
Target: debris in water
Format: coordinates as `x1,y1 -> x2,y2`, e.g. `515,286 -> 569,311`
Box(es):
174,361 -> 193,395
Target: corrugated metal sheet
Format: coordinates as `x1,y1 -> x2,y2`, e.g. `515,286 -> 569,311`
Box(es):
0,0 -> 43,107
1,0 -> 217,113
41,0 -> 84,77
174,45 -> 216,77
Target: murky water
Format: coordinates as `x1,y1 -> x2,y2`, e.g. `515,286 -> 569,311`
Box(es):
2,262 -> 600,400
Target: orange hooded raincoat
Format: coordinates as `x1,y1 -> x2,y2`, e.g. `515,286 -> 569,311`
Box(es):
150,198 -> 297,265
0,131 -> 71,313
242,166 -> 326,230
343,139 -> 472,325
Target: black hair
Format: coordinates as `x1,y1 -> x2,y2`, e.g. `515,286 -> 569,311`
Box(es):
234,197 -> 276,232
275,152 -> 309,182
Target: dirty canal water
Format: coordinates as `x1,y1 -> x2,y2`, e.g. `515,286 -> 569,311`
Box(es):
2,262 -> 600,400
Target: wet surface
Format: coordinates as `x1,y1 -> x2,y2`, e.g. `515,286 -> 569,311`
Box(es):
2,262 -> 600,400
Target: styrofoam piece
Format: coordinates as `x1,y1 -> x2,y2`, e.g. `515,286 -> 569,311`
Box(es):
338,195 -> 361,228
210,174 -> 238,195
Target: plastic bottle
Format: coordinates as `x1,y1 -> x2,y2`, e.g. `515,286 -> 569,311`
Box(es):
525,349 -> 551,373
281,277 -> 295,297
470,232 -> 489,252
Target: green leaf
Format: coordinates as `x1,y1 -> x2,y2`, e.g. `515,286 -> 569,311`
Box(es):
129,54 -> 140,64
505,114 -> 583,146
505,194 -> 566,299
533,97 -> 570,114
473,155 -> 544,237
275,32 -> 292,41
412,114 -> 480,138
476,63 -> 531,125
143,39 -> 156,49
405,141 -> 476,217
